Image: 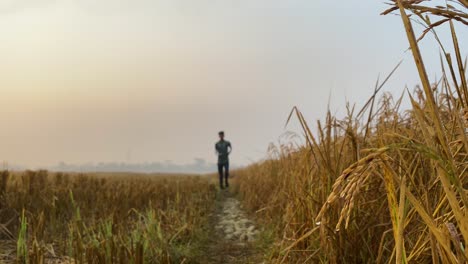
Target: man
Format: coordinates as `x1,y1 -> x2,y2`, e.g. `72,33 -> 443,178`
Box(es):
215,131 -> 232,189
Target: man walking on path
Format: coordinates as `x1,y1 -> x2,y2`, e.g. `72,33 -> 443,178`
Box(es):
215,131 -> 232,189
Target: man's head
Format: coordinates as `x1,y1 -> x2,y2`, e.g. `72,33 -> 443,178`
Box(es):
218,131 -> 225,140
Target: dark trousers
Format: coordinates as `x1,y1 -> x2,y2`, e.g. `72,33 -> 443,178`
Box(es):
217,162 -> 229,187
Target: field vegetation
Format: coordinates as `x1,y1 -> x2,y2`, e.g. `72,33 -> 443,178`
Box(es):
0,171 -> 216,263
0,1 -> 466,264
235,1 -> 468,263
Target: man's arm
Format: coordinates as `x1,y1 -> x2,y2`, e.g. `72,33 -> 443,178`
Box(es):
228,142 -> 232,154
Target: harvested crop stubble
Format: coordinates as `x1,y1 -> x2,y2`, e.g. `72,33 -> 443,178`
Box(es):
0,171 -> 217,263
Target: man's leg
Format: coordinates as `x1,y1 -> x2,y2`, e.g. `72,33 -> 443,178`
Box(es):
218,163 -> 224,189
224,163 -> 229,187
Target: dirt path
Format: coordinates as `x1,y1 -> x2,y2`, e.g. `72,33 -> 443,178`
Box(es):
197,190 -> 261,264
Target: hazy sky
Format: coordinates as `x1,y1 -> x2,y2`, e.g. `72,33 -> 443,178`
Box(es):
0,0 -> 466,168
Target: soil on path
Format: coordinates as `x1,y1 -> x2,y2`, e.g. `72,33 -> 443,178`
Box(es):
197,189 -> 261,264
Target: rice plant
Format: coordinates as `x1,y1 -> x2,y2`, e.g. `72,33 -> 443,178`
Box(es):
235,1 -> 467,263
0,172 -> 216,263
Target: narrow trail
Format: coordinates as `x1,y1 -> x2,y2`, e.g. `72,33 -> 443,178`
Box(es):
198,190 -> 261,264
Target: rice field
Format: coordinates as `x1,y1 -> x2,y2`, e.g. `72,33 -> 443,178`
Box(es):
1,1 -> 466,264
234,1 -> 468,263
0,171 -> 217,263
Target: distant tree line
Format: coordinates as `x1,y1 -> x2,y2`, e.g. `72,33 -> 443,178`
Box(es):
3,158 -> 232,174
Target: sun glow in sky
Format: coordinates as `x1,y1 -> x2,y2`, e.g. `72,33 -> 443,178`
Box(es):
0,0 -> 466,169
